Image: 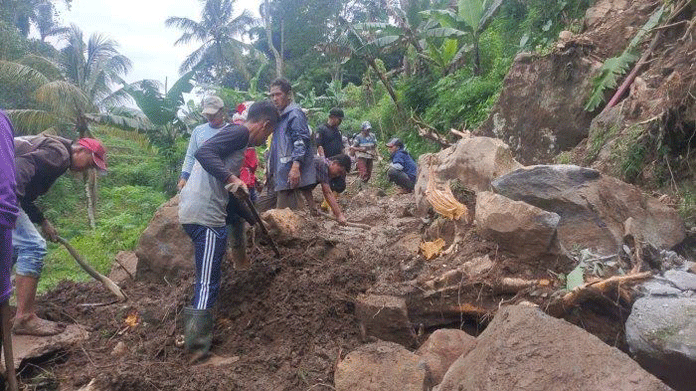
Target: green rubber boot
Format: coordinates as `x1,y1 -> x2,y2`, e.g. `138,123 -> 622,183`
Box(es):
183,307 -> 213,361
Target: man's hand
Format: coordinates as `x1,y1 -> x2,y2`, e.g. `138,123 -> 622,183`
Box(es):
41,220 -> 58,242
288,162 -> 301,188
225,175 -> 249,199
177,178 -> 187,191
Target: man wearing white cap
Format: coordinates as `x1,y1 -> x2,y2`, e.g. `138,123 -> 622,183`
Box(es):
177,96 -> 227,191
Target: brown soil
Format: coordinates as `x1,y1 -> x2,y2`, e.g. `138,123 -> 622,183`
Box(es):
22,186 -> 632,390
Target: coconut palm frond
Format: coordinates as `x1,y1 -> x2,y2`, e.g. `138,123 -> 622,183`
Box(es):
35,80 -> 95,115
0,60 -> 50,90
17,55 -> 63,81
4,109 -> 61,135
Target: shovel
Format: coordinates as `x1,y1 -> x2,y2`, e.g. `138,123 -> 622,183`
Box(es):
56,237 -> 128,302
227,183 -> 281,258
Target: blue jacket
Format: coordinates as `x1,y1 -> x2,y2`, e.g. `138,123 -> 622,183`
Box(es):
391,149 -> 418,182
268,103 -> 316,191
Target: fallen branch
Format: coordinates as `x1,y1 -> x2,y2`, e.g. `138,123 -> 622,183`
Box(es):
317,211 -> 372,229
411,116 -> 451,147
546,272 -> 651,317
57,237 -> 128,302
450,128 -> 471,138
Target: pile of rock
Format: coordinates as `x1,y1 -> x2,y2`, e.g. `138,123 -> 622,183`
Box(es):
336,305 -> 671,391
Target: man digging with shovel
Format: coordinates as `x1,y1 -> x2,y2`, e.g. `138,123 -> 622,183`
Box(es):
12,135 -> 107,336
178,100 -> 278,361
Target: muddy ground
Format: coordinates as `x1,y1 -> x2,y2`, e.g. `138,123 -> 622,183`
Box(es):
21,180 -> 629,390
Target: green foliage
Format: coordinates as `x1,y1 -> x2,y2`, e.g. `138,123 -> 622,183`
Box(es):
584,5 -> 665,112
500,0 -> 594,51
422,68 -> 501,131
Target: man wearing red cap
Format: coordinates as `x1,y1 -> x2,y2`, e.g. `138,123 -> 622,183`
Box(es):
12,135 -> 106,336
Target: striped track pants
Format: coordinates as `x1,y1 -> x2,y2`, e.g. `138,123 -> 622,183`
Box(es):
182,224 -> 227,309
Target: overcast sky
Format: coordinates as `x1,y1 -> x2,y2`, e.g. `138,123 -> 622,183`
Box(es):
52,0 -> 263,86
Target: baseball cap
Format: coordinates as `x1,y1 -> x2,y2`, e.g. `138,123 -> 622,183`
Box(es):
329,108 -> 344,118
201,96 -> 224,115
77,138 -> 107,170
386,137 -> 403,148
361,121 -> 372,130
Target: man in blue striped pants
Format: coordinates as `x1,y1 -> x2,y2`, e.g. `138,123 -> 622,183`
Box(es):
178,101 -> 278,360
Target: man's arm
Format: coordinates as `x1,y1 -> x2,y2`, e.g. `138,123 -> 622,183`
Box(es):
288,112 -> 311,163
180,129 -> 200,180
287,112 -> 311,187
195,126 -> 250,184
320,182 -> 346,224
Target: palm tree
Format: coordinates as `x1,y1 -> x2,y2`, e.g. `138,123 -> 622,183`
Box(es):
34,2 -> 69,42
166,0 -> 257,83
59,25 -> 133,114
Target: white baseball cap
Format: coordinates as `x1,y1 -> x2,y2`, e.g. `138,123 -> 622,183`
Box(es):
201,96 -> 224,115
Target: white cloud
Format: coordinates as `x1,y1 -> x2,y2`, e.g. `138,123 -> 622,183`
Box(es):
53,0 -> 262,85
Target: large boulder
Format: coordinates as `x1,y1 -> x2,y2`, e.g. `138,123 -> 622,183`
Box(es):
135,195 -> 194,282
436,304 -> 671,391
475,191 -> 561,260
415,135 -> 522,214
335,341 -> 426,391
476,51 -> 597,165
491,165 -> 685,255
416,329 -> 476,388
626,296 -> 696,391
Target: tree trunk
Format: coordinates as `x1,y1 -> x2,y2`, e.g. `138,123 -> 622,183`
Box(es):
265,0 -> 283,78
472,38 -> 481,76
368,58 -> 399,106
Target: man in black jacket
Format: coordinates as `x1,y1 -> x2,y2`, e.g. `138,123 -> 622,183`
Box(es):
315,108 -> 344,158
13,135 -> 106,336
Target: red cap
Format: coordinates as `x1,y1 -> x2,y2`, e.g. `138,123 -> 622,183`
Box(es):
77,138 -> 107,170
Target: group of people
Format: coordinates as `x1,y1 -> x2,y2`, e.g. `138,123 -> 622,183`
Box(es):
0,77 -> 420,365
177,78 -> 419,360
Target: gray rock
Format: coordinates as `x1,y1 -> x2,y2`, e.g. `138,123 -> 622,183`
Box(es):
639,280 -> 683,297
663,270 -> 696,292
476,50 -> 597,165
491,165 -> 685,256
135,195 -> 194,282
626,297 -> 696,391
475,191 -> 561,259
437,304 -> 670,391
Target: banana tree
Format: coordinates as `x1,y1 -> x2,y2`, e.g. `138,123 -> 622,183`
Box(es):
422,0 -> 504,75
337,17 -> 399,106
118,70 -> 196,145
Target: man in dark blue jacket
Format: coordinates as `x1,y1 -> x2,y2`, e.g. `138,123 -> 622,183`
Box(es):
386,138 -> 418,193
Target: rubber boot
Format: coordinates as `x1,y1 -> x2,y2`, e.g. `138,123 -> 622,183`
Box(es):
230,220 -> 250,270
183,307 -> 213,361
